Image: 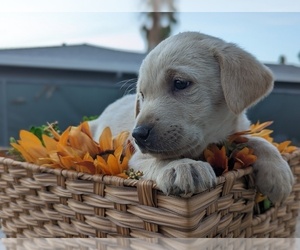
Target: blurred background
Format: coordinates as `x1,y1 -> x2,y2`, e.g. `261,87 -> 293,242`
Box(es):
0,0 -> 300,147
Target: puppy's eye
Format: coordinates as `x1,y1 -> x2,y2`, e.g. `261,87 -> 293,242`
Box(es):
140,92 -> 144,100
174,79 -> 191,90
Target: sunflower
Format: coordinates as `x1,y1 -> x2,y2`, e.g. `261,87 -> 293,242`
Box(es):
10,130 -> 48,164
11,122 -> 133,178
204,145 -> 228,176
273,141 -> 298,154
94,127 -> 133,177
204,120 -> 297,177
232,147 -> 257,170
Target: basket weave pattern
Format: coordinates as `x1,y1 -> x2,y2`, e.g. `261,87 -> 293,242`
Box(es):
0,150 -> 300,238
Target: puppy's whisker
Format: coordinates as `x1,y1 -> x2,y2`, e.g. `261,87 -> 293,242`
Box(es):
124,82 -> 137,95
116,78 -> 136,87
115,78 -> 137,96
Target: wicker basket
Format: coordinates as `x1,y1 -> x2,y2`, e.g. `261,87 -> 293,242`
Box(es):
0,150 -> 300,238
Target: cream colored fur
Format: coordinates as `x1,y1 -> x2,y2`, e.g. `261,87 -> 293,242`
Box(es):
89,32 -> 294,203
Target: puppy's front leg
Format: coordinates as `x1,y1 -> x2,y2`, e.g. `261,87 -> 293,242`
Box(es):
246,137 -> 294,203
157,159 -> 217,196
129,151 -> 217,196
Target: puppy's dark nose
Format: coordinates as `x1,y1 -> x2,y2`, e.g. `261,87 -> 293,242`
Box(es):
132,125 -> 152,144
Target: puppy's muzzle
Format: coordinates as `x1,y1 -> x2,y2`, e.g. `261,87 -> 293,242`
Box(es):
132,125 -> 153,150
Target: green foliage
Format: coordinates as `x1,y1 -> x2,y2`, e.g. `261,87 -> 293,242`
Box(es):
9,122 -> 60,151
8,137 -> 24,161
29,122 -> 60,145
263,198 -> 271,211
82,115 -> 98,122
255,197 -> 272,215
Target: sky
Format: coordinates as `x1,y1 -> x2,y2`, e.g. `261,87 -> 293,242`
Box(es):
0,0 -> 300,65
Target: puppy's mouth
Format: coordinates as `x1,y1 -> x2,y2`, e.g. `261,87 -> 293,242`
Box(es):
132,125 -> 202,159
136,143 -> 201,160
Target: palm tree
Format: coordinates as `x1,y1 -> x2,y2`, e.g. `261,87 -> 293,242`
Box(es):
279,55 -> 286,65
141,0 -> 178,52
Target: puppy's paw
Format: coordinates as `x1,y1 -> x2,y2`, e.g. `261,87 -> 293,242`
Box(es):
156,159 -> 217,196
254,158 -> 294,203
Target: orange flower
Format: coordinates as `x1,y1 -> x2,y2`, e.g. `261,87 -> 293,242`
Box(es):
232,147 -> 257,170
73,153 -> 97,174
273,141 -> 297,154
11,130 -> 48,164
250,129 -> 274,143
249,121 -> 273,133
53,125 -> 131,176
204,145 -> 228,175
228,121 -> 274,144
11,122 -> 132,178
249,121 -> 274,143
95,127 -> 132,177
64,123 -> 100,157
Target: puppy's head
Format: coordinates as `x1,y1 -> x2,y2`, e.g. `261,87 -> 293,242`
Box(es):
132,32 -> 273,160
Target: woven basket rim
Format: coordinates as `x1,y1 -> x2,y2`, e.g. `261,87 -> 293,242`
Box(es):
0,155 -> 251,192
0,149 -> 299,193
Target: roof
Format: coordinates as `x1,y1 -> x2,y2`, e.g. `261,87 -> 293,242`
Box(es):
0,44 -> 145,74
265,64 -> 300,83
0,44 -> 299,82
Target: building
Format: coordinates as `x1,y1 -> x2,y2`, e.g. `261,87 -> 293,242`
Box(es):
248,64 -> 300,146
0,44 -> 145,146
0,44 -> 299,146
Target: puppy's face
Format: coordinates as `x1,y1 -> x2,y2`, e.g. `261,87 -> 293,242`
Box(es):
132,32 -> 273,160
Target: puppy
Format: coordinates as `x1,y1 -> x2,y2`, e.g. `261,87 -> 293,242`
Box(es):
89,32 -> 294,203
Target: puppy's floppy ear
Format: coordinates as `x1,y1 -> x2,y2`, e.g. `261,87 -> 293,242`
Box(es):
213,43 -> 274,114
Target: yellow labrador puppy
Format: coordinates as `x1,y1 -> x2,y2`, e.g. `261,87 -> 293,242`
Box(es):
89,32 -> 294,203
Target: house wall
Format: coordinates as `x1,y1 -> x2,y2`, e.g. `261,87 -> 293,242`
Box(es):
0,66 -> 137,146
247,81 -> 300,146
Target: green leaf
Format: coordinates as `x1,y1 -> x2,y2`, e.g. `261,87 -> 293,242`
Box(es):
82,115 -> 98,122
263,198 -> 271,211
30,126 -> 43,141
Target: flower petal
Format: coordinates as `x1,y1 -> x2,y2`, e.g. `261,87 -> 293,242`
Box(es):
99,127 -> 113,151
95,155 -> 110,174
59,127 -> 71,146
119,156 -> 129,172
58,155 -> 75,169
75,160 -> 95,174
275,140 -> 297,154
19,130 -> 43,145
113,131 -> 129,149
80,121 -> 94,139
47,123 -> 61,140
107,154 -> 119,175
18,141 -> 48,161
69,126 -> 99,156
42,134 -> 58,152
250,121 -> 273,133
114,145 -> 123,162
10,143 -> 34,162
204,145 -> 228,175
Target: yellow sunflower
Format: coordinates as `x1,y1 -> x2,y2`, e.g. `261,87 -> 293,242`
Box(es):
11,122 -> 133,178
